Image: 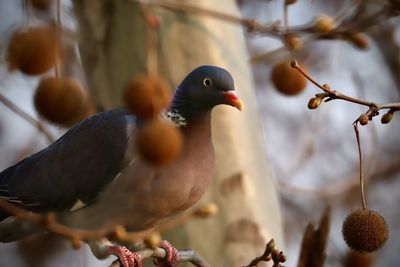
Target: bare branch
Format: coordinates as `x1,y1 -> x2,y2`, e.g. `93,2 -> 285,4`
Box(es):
291,59 -> 400,123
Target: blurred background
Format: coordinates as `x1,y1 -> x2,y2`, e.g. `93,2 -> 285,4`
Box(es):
0,0 -> 399,266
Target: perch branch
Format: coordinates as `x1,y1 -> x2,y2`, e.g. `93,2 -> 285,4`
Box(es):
0,198 -> 216,247
0,93 -> 54,143
108,248 -> 211,267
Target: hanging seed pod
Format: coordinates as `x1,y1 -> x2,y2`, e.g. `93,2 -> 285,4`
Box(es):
6,26 -> 60,75
271,60 -> 307,96
342,209 -> 388,253
34,77 -> 86,126
124,74 -> 171,119
136,119 -> 183,166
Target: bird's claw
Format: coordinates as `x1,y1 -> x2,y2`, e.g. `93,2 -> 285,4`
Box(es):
155,240 -> 179,267
109,245 -> 143,267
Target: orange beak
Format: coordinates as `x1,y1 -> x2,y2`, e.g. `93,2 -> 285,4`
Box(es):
223,91 -> 244,111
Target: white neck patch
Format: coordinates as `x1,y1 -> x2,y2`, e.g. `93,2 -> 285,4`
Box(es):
163,110 -> 187,127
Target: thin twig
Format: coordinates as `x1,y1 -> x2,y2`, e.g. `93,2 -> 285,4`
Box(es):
353,123 -> 367,209
55,0 -> 61,77
283,2 -> 289,31
291,59 -> 400,118
138,3 -> 158,75
129,0 -> 280,36
0,93 -> 54,143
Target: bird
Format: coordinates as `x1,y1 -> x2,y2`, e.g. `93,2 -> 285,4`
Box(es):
0,65 -> 243,267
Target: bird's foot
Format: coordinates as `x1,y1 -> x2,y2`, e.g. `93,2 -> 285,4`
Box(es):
109,245 -> 143,267
154,240 -> 179,267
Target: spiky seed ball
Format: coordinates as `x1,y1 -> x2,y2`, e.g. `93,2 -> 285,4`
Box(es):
271,60 -> 307,96
124,74 -> 171,119
313,15 -> 335,33
342,209 -> 388,253
136,120 -> 183,166
28,0 -> 52,11
34,77 -> 86,125
6,26 -> 60,75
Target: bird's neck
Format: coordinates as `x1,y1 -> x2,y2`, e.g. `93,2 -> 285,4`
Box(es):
163,108 -> 213,151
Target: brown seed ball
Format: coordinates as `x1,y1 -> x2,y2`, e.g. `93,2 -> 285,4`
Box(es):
271,60 -> 307,96
344,250 -> 374,267
28,0 -> 52,11
342,209 -> 388,253
124,74 -> 171,119
7,26 -> 60,75
34,77 -> 86,125
136,120 -> 183,166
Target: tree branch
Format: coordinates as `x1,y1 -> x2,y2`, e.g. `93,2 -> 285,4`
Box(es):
291,59 -> 400,124
108,248 -> 211,267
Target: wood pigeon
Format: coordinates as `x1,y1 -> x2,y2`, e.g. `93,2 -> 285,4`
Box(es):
0,65 -> 243,267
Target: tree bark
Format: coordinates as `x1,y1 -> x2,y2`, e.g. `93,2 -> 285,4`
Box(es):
72,0 -> 283,266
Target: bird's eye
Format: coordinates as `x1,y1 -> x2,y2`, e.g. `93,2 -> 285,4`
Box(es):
203,78 -> 212,87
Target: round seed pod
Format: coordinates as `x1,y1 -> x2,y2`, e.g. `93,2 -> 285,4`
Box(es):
271,60 -> 307,96
7,26 -> 60,75
136,119 -> 183,166
34,77 -> 86,126
28,0 -> 52,11
124,74 -> 171,119
342,209 -> 388,253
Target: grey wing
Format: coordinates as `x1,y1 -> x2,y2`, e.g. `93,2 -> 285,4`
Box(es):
0,109 -> 136,220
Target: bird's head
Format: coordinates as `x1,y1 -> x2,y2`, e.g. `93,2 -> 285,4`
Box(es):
169,65 -> 243,122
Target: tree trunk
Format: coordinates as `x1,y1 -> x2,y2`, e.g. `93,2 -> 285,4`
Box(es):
72,0 -> 283,265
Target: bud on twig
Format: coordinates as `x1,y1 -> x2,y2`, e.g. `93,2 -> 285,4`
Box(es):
358,114 -> 369,125
381,111 -> 393,124
312,15 -> 335,33
308,97 -> 322,109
